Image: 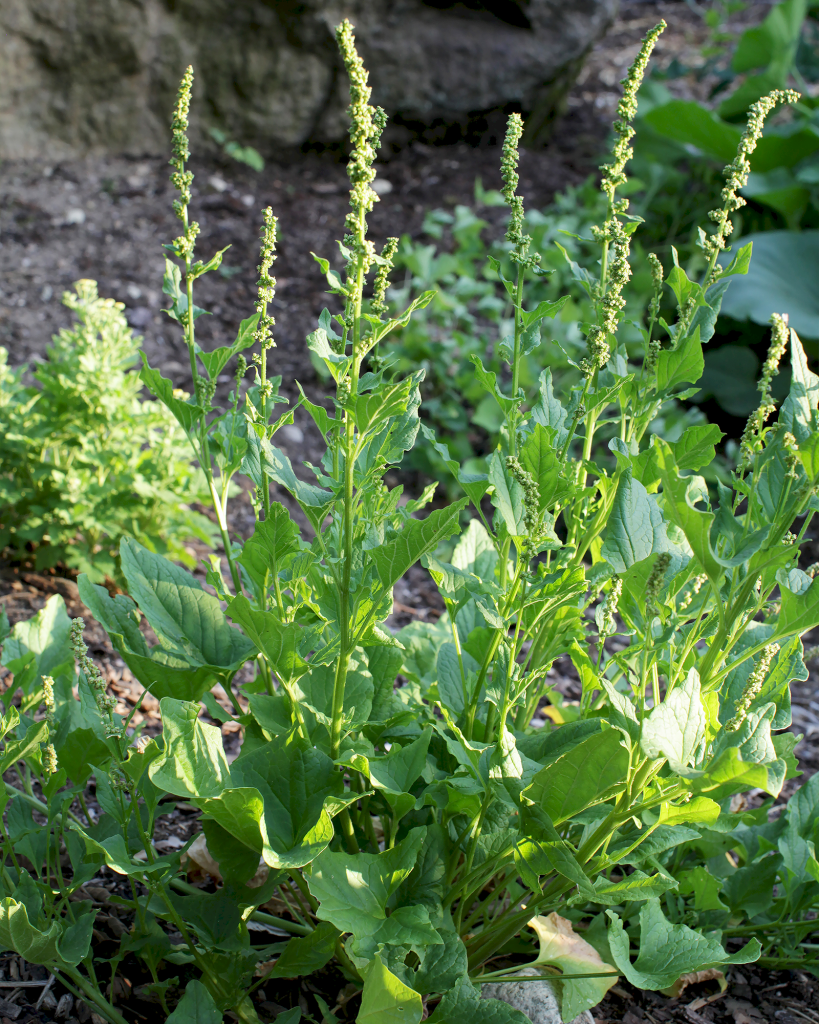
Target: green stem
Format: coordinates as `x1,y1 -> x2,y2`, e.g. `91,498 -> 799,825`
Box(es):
57,968 -> 129,1024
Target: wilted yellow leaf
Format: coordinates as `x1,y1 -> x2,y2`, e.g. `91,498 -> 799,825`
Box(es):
528,912 -> 619,1021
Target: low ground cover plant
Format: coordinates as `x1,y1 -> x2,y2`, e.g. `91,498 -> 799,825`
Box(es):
0,281 -> 215,581
2,17 -> 819,1024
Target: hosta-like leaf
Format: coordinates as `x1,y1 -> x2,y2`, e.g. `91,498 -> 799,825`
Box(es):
308,828 -> 426,947
78,576 -> 217,702
229,740 -> 341,869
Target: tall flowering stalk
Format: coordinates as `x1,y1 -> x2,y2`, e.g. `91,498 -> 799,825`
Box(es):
330,19 -> 388,762
702,89 -> 800,286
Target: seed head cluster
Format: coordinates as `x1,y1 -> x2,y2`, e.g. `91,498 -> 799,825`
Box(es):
70,617 -> 121,738
646,552 -> 671,613
506,455 -> 546,551
740,313 -> 789,465
336,19 -> 384,274
702,90 -> 800,280
583,22 -> 665,378
169,66 -> 199,259
679,573 -> 707,613
371,236 -> 399,317
726,642 -> 779,732
598,577 -> 623,638
42,674 -> 57,775
255,208 -> 278,350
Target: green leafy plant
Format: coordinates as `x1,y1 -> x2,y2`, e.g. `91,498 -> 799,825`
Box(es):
4,19 -> 819,1024
0,281 -> 214,581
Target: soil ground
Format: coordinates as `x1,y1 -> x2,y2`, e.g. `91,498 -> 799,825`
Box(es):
2,3 -> 818,1023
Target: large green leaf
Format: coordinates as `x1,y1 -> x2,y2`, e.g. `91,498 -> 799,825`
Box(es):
226,596 -> 307,684
720,232 -> 819,339
643,100 -> 740,163
640,669 -> 705,773
371,501 -> 468,594
606,899 -> 760,990
238,504 -> 302,593
229,740 -> 341,869
294,653 -> 373,732
777,574 -> 819,637
120,538 -> 255,673
656,329 -> 704,393
195,313 -> 259,381
689,746 -> 785,800
519,424 -> 568,511
358,956 -> 423,1024
198,789 -> 265,859
149,698 -> 231,798
0,899 -> 61,965
0,594 -> 73,686
140,359 -> 204,434
522,729 -> 629,826
308,828 -> 426,949
601,471 -> 671,572
428,977 -> 531,1024
78,577 -> 216,702
488,452 -> 526,538
165,980 -> 223,1024
781,326 -> 819,443
267,922 -> 340,979
654,441 -> 722,582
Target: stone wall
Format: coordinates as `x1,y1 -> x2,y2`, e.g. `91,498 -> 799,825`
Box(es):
0,0 -> 617,160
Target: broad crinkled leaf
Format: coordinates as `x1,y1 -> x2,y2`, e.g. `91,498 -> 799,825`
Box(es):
640,669 -> 705,772
529,912 -> 618,1020
601,471 -> 673,572
606,899 -> 760,990
120,538 -> 255,672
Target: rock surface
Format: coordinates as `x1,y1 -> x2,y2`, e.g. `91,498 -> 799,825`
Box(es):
481,967 -> 596,1024
0,0 -> 617,159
